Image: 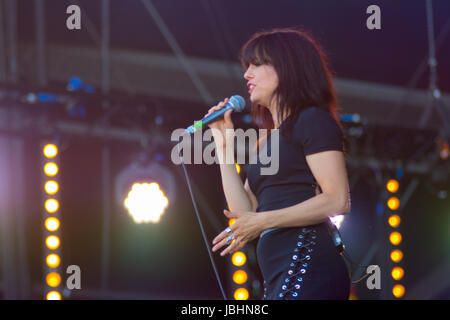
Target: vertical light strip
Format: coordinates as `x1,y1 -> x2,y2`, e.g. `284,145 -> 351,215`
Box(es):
386,178 -> 405,299
42,142 -> 62,300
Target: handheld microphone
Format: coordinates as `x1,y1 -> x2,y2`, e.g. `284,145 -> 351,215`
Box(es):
185,95 -> 246,134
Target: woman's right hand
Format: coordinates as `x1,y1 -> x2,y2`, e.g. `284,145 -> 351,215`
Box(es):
203,98 -> 234,149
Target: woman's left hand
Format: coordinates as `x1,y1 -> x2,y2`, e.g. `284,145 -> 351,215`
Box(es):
212,209 -> 265,256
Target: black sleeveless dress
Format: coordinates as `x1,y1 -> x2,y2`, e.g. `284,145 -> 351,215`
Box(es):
247,106 -> 350,300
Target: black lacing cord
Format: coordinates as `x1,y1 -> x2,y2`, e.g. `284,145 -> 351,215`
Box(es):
177,141 -> 228,300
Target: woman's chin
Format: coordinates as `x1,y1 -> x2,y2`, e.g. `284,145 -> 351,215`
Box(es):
249,95 -> 262,105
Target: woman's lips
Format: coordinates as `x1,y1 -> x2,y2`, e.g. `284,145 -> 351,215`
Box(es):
248,84 -> 255,94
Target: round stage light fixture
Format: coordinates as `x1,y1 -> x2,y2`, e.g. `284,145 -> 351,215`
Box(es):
44,162 -> 59,176
45,199 -> 59,213
386,179 -> 399,193
387,197 -> 400,210
388,214 -> 401,228
45,217 -> 60,232
233,270 -> 248,285
231,252 -> 247,267
390,250 -> 403,263
46,291 -> 62,300
46,235 -> 60,250
389,231 -> 402,246
391,267 -> 404,281
46,272 -> 61,287
43,144 -> 58,158
46,254 -> 61,268
392,284 -> 405,298
45,181 -> 59,195
124,182 -> 169,223
115,162 -> 175,224
234,288 -> 249,300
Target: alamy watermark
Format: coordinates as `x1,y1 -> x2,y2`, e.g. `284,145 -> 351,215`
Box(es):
366,5 -> 381,30
366,265 -> 381,290
171,128 -> 280,176
66,5 -> 81,30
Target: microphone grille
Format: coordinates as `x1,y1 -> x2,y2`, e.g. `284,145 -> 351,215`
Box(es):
229,95 -> 246,112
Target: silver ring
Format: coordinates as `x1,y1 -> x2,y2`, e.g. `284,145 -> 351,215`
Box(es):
225,227 -> 232,234
226,235 -> 235,244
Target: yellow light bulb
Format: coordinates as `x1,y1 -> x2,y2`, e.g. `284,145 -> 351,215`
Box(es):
46,291 -> 62,300
386,179 -> 399,193
390,250 -> 403,263
45,181 -> 59,195
391,267 -> 404,280
392,284 -> 405,298
389,231 -> 402,246
46,254 -> 61,268
46,235 -> 60,250
46,272 -> 61,287
44,162 -> 59,176
45,199 -> 59,213
387,197 -> 400,210
231,251 -> 247,267
43,144 -> 58,158
232,270 -> 248,285
45,217 -> 60,232
388,215 -> 401,228
234,288 -> 249,300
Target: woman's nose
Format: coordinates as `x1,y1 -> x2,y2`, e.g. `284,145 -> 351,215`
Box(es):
244,67 -> 253,80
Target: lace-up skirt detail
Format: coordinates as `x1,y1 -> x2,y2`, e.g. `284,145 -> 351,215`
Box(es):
257,223 -> 350,300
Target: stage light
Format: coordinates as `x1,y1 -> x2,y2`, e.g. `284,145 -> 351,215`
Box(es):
387,197 -> 400,210
386,179 -> 399,193
46,254 -> 61,268
46,291 -> 62,300
388,214 -> 401,228
43,144 -> 58,158
46,272 -> 61,287
124,182 -> 169,223
235,163 -> 241,174
45,217 -> 60,232
46,235 -> 60,250
41,141 -> 63,300
392,284 -> 405,298
44,162 -> 59,176
231,251 -> 247,267
229,218 -> 236,227
330,215 -> 344,229
233,270 -> 248,285
389,231 -> 402,246
115,161 -> 175,223
234,287 -> 249,300
391,267 -> 404,281
390,250 -> 403,263
45,199 -> 59,213
45,181 -> 59,195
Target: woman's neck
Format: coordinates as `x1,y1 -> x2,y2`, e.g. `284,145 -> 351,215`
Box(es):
270,106 -> 291,129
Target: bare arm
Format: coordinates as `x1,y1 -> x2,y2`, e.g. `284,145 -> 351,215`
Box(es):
216,147 -> 255,212
244,178 -> 258,212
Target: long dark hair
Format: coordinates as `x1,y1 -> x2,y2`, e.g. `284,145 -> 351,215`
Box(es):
239,27 -> 343,142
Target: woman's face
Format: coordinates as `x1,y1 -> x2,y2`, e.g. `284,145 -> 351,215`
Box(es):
244,63 -> 279,109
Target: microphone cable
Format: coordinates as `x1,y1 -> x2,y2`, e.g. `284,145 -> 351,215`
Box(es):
329,220 -> 375,285
177,141 -> 228,300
